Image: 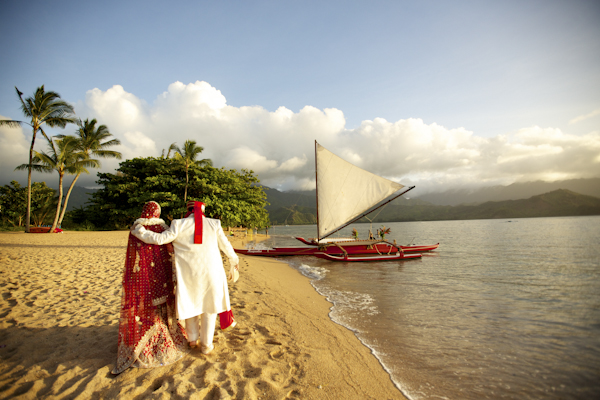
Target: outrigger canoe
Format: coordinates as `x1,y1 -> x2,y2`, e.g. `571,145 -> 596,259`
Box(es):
234,240 -> 438,257
236,142 -> 440,262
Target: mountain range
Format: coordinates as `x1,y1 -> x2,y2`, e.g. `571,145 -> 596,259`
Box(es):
65,177 -> 600,224
413,177 -> 600,206
264,177 -> 600,225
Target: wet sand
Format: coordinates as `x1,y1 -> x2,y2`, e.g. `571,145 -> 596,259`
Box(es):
0,231 -> 404,399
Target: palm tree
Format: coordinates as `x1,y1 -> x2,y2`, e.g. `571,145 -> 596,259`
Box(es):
16,136 -> 98,233
0,86 -> 75,232
161,142 -> 178,159
56,119 -> 122,225
174,140 -> 212,203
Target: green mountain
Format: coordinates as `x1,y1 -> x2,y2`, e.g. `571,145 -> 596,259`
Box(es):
413,177 -> 600,206
64,186 -> 99,211
262,186 -> 315,209
366,189 -> 600,222
266,189 -> 600,224
263,186 -> 316,225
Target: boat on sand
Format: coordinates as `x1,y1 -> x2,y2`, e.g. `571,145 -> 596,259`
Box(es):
28,227 -> 63,233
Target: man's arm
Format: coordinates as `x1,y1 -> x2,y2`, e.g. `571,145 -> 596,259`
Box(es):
216,220 -> 240,267
131,222 -> 178,245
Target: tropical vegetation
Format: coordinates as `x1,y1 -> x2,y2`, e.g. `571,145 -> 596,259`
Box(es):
0,86 -> 76,232
172,140 -> 212,203
0,181 -> 56,228
73,156 -> 269,230
56,118 -> 121,226
16,136 -> 99,232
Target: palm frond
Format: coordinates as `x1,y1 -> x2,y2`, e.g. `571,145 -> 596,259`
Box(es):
93,149 -> 122,159
15,162 -> 52,173
14,163 -> 29,171
74,118 -> 122,162
0,119 -> 23,128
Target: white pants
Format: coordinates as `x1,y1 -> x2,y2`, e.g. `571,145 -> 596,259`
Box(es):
185,313 -> 217,347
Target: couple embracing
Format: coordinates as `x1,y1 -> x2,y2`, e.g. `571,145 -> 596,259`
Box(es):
112,201 -> 239,375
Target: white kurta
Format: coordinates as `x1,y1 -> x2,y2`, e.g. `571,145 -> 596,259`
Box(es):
132,214 -> 239,321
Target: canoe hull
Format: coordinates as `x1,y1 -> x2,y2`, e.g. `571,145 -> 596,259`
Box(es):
28,227 -> 63,233
235,241 -> 438,257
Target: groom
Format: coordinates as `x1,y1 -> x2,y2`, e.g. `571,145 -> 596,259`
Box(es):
131,201 -> 239,354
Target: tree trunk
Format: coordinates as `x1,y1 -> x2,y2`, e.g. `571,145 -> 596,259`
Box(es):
184,167 -> 189,203
58,173 -> 80,226
26,131 -> 36,233
50,174 -> 63,233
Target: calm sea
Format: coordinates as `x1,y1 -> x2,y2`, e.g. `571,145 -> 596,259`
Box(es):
247,216 -> 600,400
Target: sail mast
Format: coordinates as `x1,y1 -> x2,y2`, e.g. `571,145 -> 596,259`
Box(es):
315,140 -> 321,241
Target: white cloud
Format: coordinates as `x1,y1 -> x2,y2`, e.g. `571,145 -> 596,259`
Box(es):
224,147 -> 278,173
278,155 -> 308,172
123,131 -> 157,157
4,82 -> 597,193
569,108 -> 600,124
0,118 -> 30,183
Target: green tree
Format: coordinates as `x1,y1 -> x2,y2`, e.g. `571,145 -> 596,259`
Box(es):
89,157 -> 184,228
173,140 -> 212,203
87,157 -> 268,230
0,181 -> 56,228
0,86 -> 75,232
30,185 -> 58,227
186,165 -> 269,228
56,118 -> 121,226
16,136 -> 98,232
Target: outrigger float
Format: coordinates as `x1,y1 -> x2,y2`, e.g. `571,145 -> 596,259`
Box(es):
314,251 -> 423,262
235,142 -> 439,261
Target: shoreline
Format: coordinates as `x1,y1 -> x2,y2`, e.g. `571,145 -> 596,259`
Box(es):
0,231 -> 404,399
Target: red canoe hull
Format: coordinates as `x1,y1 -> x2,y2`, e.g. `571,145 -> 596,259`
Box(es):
235,242 -> 439,257
28,227 -> 63,233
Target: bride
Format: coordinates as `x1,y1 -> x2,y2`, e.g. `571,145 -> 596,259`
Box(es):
112,201 -> 188,375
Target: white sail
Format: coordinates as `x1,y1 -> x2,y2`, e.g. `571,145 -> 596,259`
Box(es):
316,142 -> 404,239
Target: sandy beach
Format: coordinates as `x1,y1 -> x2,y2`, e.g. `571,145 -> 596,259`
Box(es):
0,231 -> 404,399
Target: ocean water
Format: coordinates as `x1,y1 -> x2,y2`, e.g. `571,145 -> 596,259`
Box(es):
247,216 -> 600,400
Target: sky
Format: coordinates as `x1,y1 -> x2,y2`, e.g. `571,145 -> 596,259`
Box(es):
1,0 -> 599,194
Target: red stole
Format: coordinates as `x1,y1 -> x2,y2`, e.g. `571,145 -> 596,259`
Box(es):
220,310 -> 236,330
184,202 -> 205,244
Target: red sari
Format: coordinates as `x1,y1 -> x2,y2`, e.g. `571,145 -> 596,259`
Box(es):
112,202 -> 188,375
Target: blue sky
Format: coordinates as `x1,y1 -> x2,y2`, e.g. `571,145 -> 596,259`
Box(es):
1,0 -> 599,192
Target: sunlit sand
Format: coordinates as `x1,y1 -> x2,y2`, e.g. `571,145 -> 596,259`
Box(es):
0,231 -> 402,399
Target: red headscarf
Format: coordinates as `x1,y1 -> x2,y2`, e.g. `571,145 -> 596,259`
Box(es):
185,201 -> 205,244
140,201 -> 161,219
